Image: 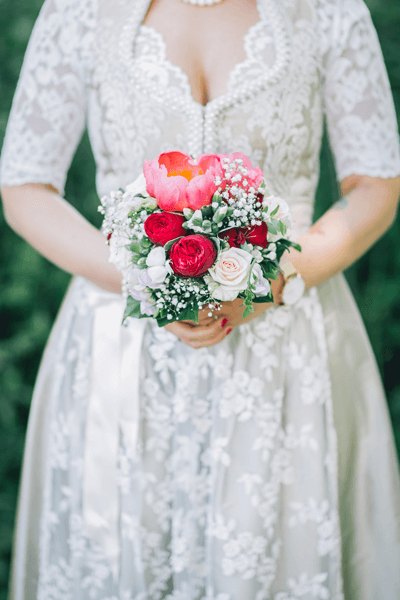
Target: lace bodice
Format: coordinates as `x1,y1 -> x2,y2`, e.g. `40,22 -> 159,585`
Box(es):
1,0 -> 400,236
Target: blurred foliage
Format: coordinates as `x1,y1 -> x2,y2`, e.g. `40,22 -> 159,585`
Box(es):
0,0 -> 400,596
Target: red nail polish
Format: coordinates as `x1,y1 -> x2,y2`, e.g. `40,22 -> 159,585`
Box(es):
226,328 -> 232,335
221,318 -> 228,328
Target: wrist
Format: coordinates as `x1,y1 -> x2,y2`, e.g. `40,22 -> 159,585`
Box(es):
270,272 -> 285,306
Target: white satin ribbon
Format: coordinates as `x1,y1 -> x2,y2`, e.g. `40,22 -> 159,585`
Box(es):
82,288 -> 147,579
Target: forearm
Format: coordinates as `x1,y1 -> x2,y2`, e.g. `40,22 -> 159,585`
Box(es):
286,176 -> 400,289
1,184 -> 122,294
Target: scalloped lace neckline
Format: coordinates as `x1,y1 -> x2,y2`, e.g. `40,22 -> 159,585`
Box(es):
138,19 -> 266,109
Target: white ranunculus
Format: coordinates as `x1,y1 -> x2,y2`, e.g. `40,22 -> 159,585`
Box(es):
125,173 -> 148,196
121,173 -> 157,213
252,264 -> 271,296
146,247 -> 171,283
146,247 -> 166,268
147,265 -> 169,283
208,247 -> 252,301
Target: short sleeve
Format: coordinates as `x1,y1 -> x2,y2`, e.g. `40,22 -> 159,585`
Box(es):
0,0 -> 96,195
319,0 -> 400,181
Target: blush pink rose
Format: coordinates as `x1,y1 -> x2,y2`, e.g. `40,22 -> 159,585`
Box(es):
143,151 -> 224,212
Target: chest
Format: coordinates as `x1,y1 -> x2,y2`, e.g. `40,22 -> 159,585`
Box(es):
142,0 -> 262,105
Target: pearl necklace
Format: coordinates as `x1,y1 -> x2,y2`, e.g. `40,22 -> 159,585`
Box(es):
180,0 -> 225,6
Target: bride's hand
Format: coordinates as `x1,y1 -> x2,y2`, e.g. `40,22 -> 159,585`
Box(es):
164,307 -> 230,348
164,274 -> 284,348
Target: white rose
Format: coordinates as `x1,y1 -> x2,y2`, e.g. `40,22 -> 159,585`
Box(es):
208,248 -> 252,301
263,195 -> 292,227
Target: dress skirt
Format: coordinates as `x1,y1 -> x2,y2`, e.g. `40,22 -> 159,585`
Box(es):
8,274 -> 400,600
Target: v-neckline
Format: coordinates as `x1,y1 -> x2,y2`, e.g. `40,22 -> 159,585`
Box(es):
119,0 -> 291,114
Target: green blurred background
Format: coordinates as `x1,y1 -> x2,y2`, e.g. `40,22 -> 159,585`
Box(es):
0,0 -> 400,596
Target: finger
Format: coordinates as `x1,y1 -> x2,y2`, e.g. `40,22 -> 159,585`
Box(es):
173,318 -> 228,344
183,326 -> 233,349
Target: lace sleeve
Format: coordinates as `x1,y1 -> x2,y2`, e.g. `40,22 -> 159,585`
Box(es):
319,0 -> 400,181
0,0 -> 96,195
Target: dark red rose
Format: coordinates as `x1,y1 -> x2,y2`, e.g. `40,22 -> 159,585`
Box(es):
245,222 -> 268,247
219,222 -> 268,248
169,235 -> 217,278
144,212 -> 187,246
219,228 -> 238,248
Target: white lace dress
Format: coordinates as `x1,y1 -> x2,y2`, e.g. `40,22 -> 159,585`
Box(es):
2,0 -> 400,598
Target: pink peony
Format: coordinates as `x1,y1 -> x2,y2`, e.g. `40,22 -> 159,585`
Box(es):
143,151 -> 224,212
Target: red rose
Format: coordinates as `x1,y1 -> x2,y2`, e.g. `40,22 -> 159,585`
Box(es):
170,235 -> 217,278
219,222 -> 268,248
144,212 -> 187,246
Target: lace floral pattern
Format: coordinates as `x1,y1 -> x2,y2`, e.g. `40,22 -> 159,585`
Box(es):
2,0 -> 400,599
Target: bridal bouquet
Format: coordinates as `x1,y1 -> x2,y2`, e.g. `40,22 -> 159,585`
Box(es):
99,151 -> 300,327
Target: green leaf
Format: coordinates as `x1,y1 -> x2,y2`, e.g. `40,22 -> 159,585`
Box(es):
270,205 -> 279,217
201,205 -> 214,218
210,237 -> 221,253
129,243 -> 142,254
267,222 -> 278,235
260,261 -> 279,280
122,296 -> 142,323
156,314 -> 172,328
212,193 -> 222,204
191,218 -> 203,227
253,292 -> 274,303
278,220 -> 286,235
140,237 -> 152,248
242,304 -> 255,319
164,236 -> 184,251
177,300 -> 199,324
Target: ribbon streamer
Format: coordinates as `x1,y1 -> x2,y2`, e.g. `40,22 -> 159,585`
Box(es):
82,288 -> 147,579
